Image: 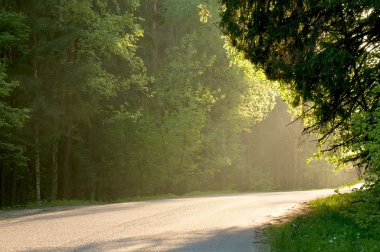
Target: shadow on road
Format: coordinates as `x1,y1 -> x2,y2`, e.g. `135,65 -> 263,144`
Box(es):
24,227 -> 268,252
1,201 -> 167,223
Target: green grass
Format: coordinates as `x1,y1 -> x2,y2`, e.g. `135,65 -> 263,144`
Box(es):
0,199 -> 98,211
268,191 -> 380,252
336,178 -> 362,189
115,193 -> 178,203
26,199 -> 100,208
182,190 -> 238,197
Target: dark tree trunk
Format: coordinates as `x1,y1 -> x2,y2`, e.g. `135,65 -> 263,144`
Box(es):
138,158 -> 143,196
0,162 -> 6,206
11,166 -> 17,206
95,164 -> 103,201
51,140 -> 58,200
33,32 -> 41,203
62,119 -> 72,199
35,122 -> 41,203
62,135 -> 72,199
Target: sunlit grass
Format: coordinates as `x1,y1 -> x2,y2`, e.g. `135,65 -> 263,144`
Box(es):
182,190 -> 238,197
268,191 -> 380,251
115,194 -> 177,203
336,178 -> 362,189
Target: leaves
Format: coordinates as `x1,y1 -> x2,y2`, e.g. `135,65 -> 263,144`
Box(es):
0,63 -> 29,166
197,4 -> 210,23
220,0 -> 380,179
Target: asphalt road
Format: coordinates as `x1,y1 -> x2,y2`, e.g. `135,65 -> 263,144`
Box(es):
0,189 -> 337,252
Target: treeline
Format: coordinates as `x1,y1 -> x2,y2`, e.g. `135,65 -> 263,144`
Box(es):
245,99 -> 356,191
220,1 -> 379,188
0,0 -> 353,207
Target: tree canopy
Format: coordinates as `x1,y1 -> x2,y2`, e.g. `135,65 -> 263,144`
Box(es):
220,0 -> 379,181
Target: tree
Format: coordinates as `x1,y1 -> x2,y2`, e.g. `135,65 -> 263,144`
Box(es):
133,0 -> 276,193
1,0 -> 148,202
220,1 -> 379,177
0,63 -> 29,206
0,9 -> 30,206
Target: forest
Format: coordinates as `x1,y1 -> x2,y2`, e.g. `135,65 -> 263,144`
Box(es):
0,0 -> 359,207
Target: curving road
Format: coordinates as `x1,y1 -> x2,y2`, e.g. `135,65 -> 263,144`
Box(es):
0,189 -> 337,252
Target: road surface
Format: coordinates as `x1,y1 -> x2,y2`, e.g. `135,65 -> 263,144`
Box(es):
0,189 -> 337,251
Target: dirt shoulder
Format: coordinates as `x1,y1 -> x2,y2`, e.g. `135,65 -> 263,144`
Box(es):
252,202 -> 312,252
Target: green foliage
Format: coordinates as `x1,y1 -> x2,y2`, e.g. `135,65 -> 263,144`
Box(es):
0,0 -> 150,205
351,86 -> 380,190
0,63 -> 29,166
269,191 -> 380,251
0,10 -> 29,61
124,0 -> 278,194
197,4 -> 210,23
0,64 -> 27,127
220,0 -> 379,180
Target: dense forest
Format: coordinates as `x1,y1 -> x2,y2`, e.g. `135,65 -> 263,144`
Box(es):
0,0 -> 355,207
220,0 -> 379,195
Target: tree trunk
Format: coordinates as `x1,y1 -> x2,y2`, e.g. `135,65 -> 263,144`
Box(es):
151,0 -> 157,32
95,163 -> 103,201
62,133 -> 72,199
138,154 -> 143,196
10,166 -> 17,206
244,132 -> 251,190
33,33 -> 41,203
95,170 -> 101,201
51,140 -> 58,200
0,162 -> 6,206
151,0 -> 158,73
62,116 -> 72,199
35,122 -> 41,203
220,124 -> 227,189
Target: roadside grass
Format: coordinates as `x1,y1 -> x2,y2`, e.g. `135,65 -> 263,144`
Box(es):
116,190 -> 238,202
1,190 -> 239,211
268,190 -> 380,252
115,194 -> 177,203
0,199 -> 98,211
182,190 -> 238,197
336,178 -> 362,189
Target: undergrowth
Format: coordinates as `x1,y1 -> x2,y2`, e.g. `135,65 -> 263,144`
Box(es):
0,199 -> 97,210
268,189 -> 380,251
